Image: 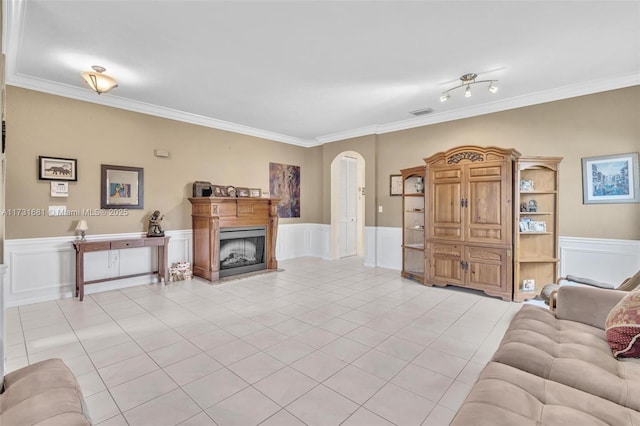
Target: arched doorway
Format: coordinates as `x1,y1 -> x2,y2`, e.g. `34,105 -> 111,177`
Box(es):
330,152 -> 365,259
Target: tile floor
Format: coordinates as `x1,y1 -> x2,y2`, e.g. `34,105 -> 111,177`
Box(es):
4,257 -> 522,426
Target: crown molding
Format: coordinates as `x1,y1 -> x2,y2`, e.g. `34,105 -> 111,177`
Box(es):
6,71 -> 638,149
4,0 -> 638,148
6,73 -> 315,147
314,74 -> 640,144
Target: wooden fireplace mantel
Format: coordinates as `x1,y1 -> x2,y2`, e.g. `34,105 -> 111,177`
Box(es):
188,197 -> 280,281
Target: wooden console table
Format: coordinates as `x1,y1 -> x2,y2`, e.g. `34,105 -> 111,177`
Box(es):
73,236 -> 170,301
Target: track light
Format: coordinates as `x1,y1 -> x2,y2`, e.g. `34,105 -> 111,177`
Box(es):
440,73 -> 499,102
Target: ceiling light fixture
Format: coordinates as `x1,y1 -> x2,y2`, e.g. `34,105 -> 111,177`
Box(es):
81,65 -> 118,94
440,73 -> 498,102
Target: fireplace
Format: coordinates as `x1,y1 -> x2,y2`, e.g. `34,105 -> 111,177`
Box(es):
189,197 -> 279,282
219,227 -> 266,277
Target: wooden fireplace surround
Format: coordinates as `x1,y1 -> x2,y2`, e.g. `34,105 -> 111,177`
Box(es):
189,197 -> 279,281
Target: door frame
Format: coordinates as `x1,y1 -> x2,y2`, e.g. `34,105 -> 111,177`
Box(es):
330,151 -> 365,260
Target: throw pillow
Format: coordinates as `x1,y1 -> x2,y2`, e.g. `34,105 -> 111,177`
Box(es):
605,290 -> 640,358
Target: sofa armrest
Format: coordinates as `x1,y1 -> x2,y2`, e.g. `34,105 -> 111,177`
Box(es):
555,285 -> 626,329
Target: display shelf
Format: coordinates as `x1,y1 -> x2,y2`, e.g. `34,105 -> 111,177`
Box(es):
514,157 -> 562,302
401,165 -> 426,284
404,243 -> 425,250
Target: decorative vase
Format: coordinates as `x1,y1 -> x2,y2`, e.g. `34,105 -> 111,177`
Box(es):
415,177 -> 424,193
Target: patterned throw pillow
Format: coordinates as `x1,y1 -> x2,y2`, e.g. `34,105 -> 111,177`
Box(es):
605,290 -> 640,358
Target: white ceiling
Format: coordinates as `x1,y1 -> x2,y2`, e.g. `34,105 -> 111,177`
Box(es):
4,1 -> 640,147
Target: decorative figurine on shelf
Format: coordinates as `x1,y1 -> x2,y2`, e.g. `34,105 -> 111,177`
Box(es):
520,202 -> 528,212
528,200 -> 537,212
147,210 -> 165,237
415,177 -> 424,193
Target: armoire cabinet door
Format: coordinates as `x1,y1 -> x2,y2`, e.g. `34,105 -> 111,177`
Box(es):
465,246 -> 510,294
465,161 -> 511,246
428,243 -> 464,286
428,166 -> 463,242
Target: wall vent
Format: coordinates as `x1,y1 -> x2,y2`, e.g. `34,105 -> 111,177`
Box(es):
409,107 -> 434,116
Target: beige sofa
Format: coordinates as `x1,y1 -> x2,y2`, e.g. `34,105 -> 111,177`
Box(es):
0,358 -> 91,425
452,285 -> 640,425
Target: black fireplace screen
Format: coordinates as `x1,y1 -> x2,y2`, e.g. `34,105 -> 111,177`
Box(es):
219,227 -> 267,277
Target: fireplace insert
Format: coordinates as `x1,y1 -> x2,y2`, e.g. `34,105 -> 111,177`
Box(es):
219,226 -> 267,278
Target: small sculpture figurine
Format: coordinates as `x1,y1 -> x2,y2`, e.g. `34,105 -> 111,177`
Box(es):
147,210 -> 165,237
528,200 -> 537,212
520,202 -> 528,212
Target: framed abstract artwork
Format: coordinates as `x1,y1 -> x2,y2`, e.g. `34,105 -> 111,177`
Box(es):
101,164 -> 144,209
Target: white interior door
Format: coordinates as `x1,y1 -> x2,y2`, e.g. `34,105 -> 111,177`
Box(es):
339,156 -> 358,257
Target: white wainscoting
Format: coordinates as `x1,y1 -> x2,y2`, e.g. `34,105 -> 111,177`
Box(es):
558,236 -> 640,286
364,226 -> 402,270
5,225 -> 637,306
4,230 -> 191,307
276,223 -> 330,260
364,229 -> 640,284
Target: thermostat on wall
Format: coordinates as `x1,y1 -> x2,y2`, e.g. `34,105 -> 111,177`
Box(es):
51,181 -> 69,197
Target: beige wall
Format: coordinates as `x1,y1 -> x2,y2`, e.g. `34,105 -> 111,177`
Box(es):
5,87 -> 323,239
321,135 -> 377,226
372,87 -> 640,239
5,85 -> 640,241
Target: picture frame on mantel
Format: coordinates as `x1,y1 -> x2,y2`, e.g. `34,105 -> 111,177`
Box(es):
582,152 -> 640,204
101,164 -> 144,209
390,174 -> 403,196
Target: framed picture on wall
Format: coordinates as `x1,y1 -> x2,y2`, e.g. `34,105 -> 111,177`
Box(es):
582,152 -> 640,204
390,174 -> 403,196
101,164 -> 144,209
38,156 -> 77,181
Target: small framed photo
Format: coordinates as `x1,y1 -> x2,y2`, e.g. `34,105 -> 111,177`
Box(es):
237,187 -> 250,198
39,156 -> 77,181
249,188 -> 262,198
519,218 -> 531,232
522,279 -> 536,292
390,174 -> 403,196
530,221 -> 547,232
101,164 -> 144,209
582,152 -> 640,204
520,179 -> 534,191
261,191 -> 271,199
212,185 -> 225,197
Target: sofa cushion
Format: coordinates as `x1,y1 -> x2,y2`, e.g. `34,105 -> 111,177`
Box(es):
491,305 -> 640,411
451,362 -> 640,425
605,290 -> 640,358
0,358 -> 91,425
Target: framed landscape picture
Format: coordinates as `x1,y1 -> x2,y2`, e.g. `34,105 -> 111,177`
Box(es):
582,152 -> 640,204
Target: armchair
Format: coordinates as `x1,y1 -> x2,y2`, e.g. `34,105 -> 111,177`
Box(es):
541,270 -> 640,311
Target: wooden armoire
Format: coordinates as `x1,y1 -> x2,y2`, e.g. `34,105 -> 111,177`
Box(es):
424,146 -> 521,301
